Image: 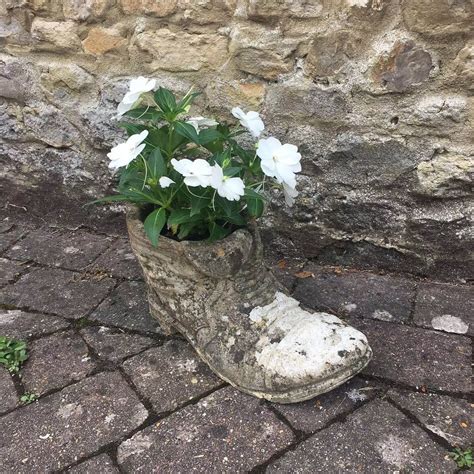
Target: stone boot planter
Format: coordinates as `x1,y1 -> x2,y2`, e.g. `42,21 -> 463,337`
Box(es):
127,206 -> 372,404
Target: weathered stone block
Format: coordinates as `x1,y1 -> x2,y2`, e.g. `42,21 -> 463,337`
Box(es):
6,227 -> 114,270
452,40 -> 474,90
80,326 -> 155,362
0,224 -> 28,252
31,18 -> 81,52
265,77 -> 349,124
0,267 -> 115,319
230,23 -> 297,79
0,372 -> 148,473
0,258 -> 28,285
40,62 -> 96,92
120,0 -> 178,16
0,367 -> 17,414
22,331 -> 95,395
67,454 -> 119,473
117,386 -> 294,472
273,377 -> 379,433
206,78 -> 266,113
122,341 -> 221,413
305,30 -> 361,79
268,400 -> 455,472
293,266 -> 416,323
322,139 -> 415,187
134,29 -> 228,72
389,389 -> 473,446
352,318 -> 472,392
82,27 -> 126,56
62,0 -> 113,20
90,281 -> 161,333
416,153 -> 472,198
413,282 -> 473,336
0,310 -> 70,339
372,40 -> 433,92
22,104 -> 82,148
402,0 -> 472,36
88,238 -> 142,279
176,0 -> 236,25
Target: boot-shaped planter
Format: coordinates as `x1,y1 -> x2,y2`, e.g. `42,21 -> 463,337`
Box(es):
127,207 -> 372,404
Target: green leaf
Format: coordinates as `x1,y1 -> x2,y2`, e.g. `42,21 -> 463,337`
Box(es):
174,121 -> 200,144
208,222 -> 231,242
245,188 -> 265,218
190,194 -> 211,216
177,221 -> 197,240
154,87 -> 177,113
147,148 -> 166,179
222,212 -> 245,226
118,122 -> 146,136
143,207 -> 167,247
224,166 -> 241,177
177,91 -> 201,113
198,128 -> 222,145
124,107 -> 156,120
168,209 -> 202,226
85,194 -> 129,206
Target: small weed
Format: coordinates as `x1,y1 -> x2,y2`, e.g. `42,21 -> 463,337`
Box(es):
20,392 -> 38,404
0,336 -> 28,373
450,447 -> 472,469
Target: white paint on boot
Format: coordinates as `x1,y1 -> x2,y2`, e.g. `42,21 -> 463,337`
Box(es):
251,292 -> 370,382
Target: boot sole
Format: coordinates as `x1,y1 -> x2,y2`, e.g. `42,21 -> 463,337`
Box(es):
194,344 -> 373,404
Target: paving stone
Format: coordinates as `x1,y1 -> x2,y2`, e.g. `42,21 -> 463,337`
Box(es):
0,372 -> 148,473
268,400 -> 455,473
0,258 -> 29,285
273,377 -> 380,433
0,366 -> 18,414
122,340 -> 222,413
0,223 -> 28,252
0,267 -> 115,318
117,386 -> 294,472
388,389 -> 473,446
413,282 -> 473,336
67,454 -> 119,473
22,331 -> 95,395
0,310 -> 70,339
89,238 -> 143,279
293,266 -> 416,323
90,281 -> 161,333
352,319 -> 472,393
80,326 -> 156,363
5,227 -> 114,270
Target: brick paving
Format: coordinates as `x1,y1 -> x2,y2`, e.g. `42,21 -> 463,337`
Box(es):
0,220 -> 472,472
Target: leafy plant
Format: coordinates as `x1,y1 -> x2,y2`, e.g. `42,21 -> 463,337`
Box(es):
450,447 -> 472,469
92,78 -> 302,246
0,336 -> 28,373
20,392 -> 38,404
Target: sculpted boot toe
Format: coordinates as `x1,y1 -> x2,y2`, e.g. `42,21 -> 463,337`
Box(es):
127,207 -> 372,403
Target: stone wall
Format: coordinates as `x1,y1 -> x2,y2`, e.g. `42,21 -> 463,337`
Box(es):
0,0 -> 472,281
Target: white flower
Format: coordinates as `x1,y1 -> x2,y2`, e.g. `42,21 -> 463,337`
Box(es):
116,77 -> 156,117
159,176 -> 175,188
186,116 -> 218,132
107,130 -> 148,170
256,137 -> 301,188
210,164 -> 245,202
282,182 -> 298,207
231,107 -> 264,138
171,158 -> 213,187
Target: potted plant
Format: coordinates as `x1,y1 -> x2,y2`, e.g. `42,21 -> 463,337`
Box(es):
94,77 -> 372,403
